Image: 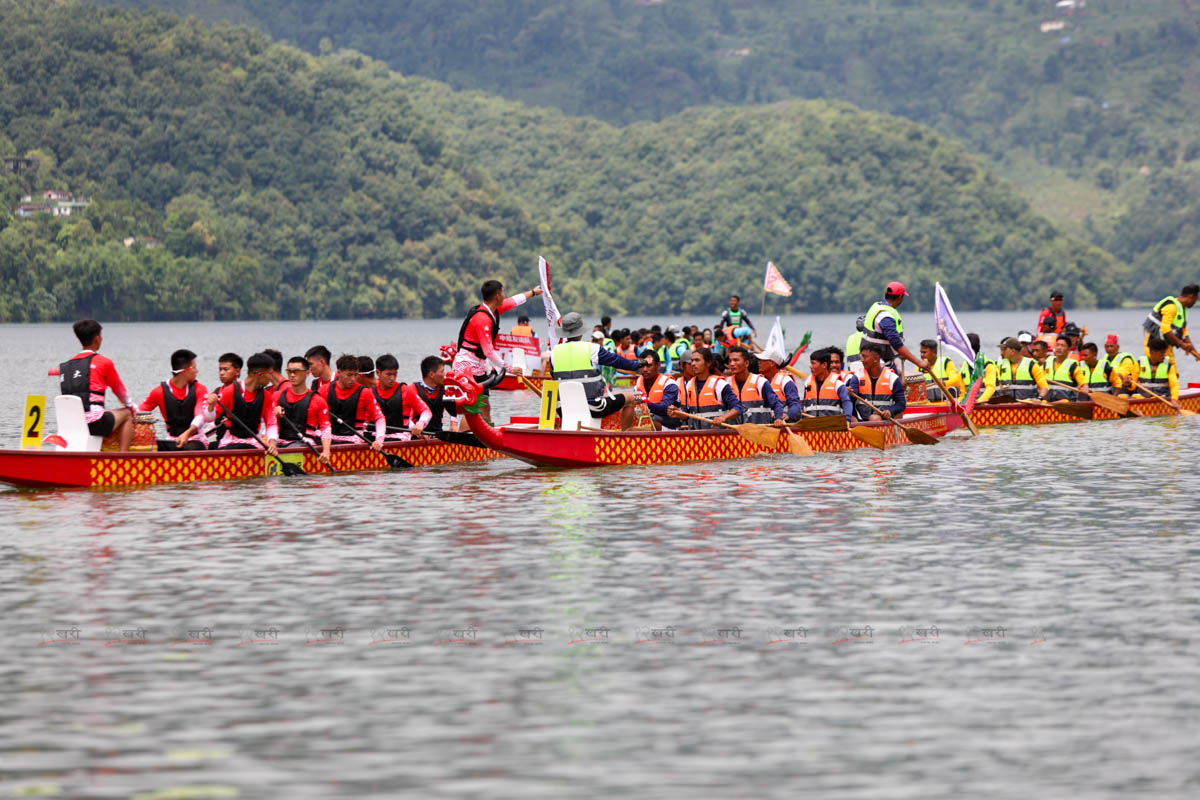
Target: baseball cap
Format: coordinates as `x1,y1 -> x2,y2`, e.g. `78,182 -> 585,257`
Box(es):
1017,330 -> 1034,344
591,330 -> 605,341
757,346 -> 786,365
1000,336 -> 1022,351
885,281 -> 910,297
1063,322 -> 1081,336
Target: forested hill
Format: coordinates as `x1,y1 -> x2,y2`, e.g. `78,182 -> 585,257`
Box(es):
1,1 -> 1123,321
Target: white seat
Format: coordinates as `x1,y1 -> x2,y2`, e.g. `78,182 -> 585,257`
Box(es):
558,381 -> 592,431
53,395 -> 103,451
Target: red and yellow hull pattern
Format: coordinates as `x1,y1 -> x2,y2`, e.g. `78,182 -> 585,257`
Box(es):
909,389 -> 1200,426
0,439 -> 503,490
496,373 -> 636,392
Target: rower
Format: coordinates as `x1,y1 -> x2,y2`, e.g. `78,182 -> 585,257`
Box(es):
452,279 -> 542,423
1103,334 -> 1137,394
511,315 -> 534,337
305,345 -> 334,392
828,346 -> 845,377
1044,335 -> 1087,401
667,348 -> 744,429
961,333 -> 999,403
1142,284 -> 1198,361
919,339 -> 963,402
137,348 -> 208,451
727,346 -> 787,426
356,355 -> 377,388
616,329 -> 638,361
1037,291 -> 1067,336
59,319 -> 137,451
206,352 -> 243,448
550,311 -> 641,421
415,355 -> 460,434
756,346 -> 803,423
206,352 -> 279,452
1017,330 -> 1035,359
803,348 -> 854,421
861,281 -> 928,374
1133,338 -> 1178,403
1078,343 -> 1122,395
374,353 -> 431,440
321,354 -> 385,450
275,356 -> 332,465
633,349 -> 681,430
996,337 -> 1048,401
717,294 -> 755,339
848,343 -> 905,421
1031,339 -> 1050,368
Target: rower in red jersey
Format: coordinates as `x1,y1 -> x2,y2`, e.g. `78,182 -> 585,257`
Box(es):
305,345 -> 334,393
373,353 -> 432,440
137,348 -> 209,451
320,354 -> 386,450
452,278 -> 543,422
274,356 -> 332,466
59,319 -> 137,450
205,352 -> 279,452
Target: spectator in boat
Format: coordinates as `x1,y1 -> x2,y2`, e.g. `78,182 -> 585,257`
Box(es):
755,346 -> 803,423
138,348 -> 208,451
996,337 -> 1048,401
1103,335 -> 1137,393
847,343 -> 906,421
320,354 -> 385,450
1037,291 -> 1067,335
1133,338 -> 1179,403
727,346 -> 787,426
633,349 -> 681,430
262,348 -> 285,389
373,353 -> 431,441
415,355 -> 461,434
1044,335 -> 1088,401
206,351 -> 278,453
356,355 -> 377,389
550,311 -> 641,421
60,319 -> 136,451
804,347 -> 855,422
275,356 -> 332,466
919,339 -> 964,402
305,345 -> 334,393
511,315 -> 534,337
668,347 -> 744,429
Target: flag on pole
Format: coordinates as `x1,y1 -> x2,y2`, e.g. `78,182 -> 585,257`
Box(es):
538,256 -> 561,345
763,261 -> 792,297
933,282 -> 974,363
765,317 -> 787,355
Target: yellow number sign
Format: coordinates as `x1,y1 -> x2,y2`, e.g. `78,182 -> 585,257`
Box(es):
538,380 -> 559,430
22,395 -> 46,449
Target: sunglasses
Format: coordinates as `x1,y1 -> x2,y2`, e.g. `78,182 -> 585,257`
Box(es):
286,368 -> 308,375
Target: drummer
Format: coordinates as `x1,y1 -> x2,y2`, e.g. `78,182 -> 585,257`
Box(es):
137,348 -> 209,451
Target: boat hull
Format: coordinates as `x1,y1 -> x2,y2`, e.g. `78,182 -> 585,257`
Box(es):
908,389 -> 1200,426
496,373 -> 636,392
0,438 -> 503,490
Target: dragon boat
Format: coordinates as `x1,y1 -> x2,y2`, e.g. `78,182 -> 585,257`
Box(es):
446,370 -> 966,468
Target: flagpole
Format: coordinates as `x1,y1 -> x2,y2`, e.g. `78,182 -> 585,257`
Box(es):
761,289 -> 766,316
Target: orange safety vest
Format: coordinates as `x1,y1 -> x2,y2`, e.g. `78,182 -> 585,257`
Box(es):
857,367 -> 901,408
685,374 -> 728,428
510,324 -> 534,337
636,373 -> 673,404
732,373 -> 772,424
804,373 -> 843,417
619,343 -> 637,360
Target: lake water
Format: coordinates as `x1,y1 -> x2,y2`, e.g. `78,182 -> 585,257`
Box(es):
2,309 -> 1197,799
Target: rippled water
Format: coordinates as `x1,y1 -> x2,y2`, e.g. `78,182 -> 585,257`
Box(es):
1,311 -> 1197,798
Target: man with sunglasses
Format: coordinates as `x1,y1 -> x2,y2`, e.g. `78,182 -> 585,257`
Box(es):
274,356 -> 332,466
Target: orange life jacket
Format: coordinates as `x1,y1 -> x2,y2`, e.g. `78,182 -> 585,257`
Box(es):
804,374 -> 843,416
732,373 -> 772,424
636,373 -> 672,404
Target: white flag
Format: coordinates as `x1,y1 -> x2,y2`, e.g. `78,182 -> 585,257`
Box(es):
538,256 -> 561,345
765,317 -> 787,355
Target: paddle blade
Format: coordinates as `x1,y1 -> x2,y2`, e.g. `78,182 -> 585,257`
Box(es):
384,452 -> 413,469
786,429 -> 813,456
960,413 -> 980,436
281,460 -> 306,476
792,415 -> 849,432
1051,402 -> 1094,420
735,424 -> 784,450
1088,392 -> 1130,415
900,424 -> 940,445
850,425 -> 888,450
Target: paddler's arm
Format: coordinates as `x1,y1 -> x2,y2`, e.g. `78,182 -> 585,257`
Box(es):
1032,363 -> 1049,399
760,382 -> 787,426
716,383 -> 744,425
835,381 -> 855,422
944,360 -> 963,396
1169,362 -> 1180,402
976,363 -> 998,404
879,316 -> 928,370
597,349 -> 640,372
887,376 -> 907,419
1073,364 -> 1088,392
781,379 -> 803,422
645,383 -> 678,419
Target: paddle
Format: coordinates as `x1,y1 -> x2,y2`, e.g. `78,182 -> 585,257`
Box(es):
787,414 -> 849,433
785,428 -> 813,456
327,410 -> 413,469
784,365 -> 810,381
1016,397 -> 1094,420
983,392 -> 1016,404
848,424 -> 888,450
210,396 -> 304,476
278,414 -> 337,473
1046,380 -> 1130,415
847,391 -> 938,445
1131,382 -> 1196,416
924,368 -> 978,436
517,375 -> 542,396
670,409 -> 804,455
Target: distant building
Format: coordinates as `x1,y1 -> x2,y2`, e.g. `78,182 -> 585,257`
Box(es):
1041,20 -> 1066,33
10,189 -> 90,218
716,48 -> 751,58
2,157 -> 38,176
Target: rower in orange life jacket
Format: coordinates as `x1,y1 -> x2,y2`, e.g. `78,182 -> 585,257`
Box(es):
633,349 -> 682,429
756,346 -> 803,422
843,343 -> 906,421
667,348 -> 745,429
726,346 -> 787,426
137,348 -> 209,451
803,348 -> 855,421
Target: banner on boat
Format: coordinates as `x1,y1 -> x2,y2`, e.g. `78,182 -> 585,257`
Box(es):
495,333 -> 543,373
538,256 -> 562,346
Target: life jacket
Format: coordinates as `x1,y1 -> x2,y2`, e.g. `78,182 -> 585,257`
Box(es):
845,331 -> 863,366
1040,308 -> 1066,334
862,302 -> 903,359
619,343 -> 637,360
769,371 -> 800,421
924,356 -> 956,402
1044,357 -> 1082,401
278,389 -> 317,439
996,357 -> 1039,400
725,307 -> 744,327
160,380 -> 198,437
684,374 -> 730,429
1135,356 -> 1173,397
456,303 -> 500,359
721,326 -> 741,348
636,373 -> 673,404
804,373 -> 843,417
551,341 -> 605,402
326,384 -> 366,435
856,367 -> 901,412
669,339 -> 690,362
1077,360 -> 1114,394
732,373 -> 773,424
1143,296 -> 1188,337
373,383 -> 411,429
226,387 -> 266,437
510,324 -> 534,337
416,381 -> 450,432
59,353 -> 97,410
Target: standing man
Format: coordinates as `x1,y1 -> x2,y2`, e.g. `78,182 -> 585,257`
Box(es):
919,339 -> 963,403
60,319 -> 137,451
138,348 -> 209,451
632,350 -> 681,430
416,355 -> 460,434
849,344 -> 906,421
1143,284 -> 1198,361
275,356 -> 332,466
668,349 -> 744,429
305,346 -> 334,393
996,337 -> 1048,401
374,354 -> 432,440
726,346 -> 787,426
550,312 -> 641,421
1044,335 -> 1087,401
320,354 -> 385,450
756,346 -> 803,423
453,279 -> 543,422
1037,291 -> 1067,336
804,348 -> 855,422
717,295 -> 755,339
510,315 -> 534,337
1134,338 -> 1179,404
861,282 -> 928,374
206,352 -> 279,452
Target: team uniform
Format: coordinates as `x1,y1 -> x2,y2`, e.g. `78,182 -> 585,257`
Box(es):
415,380 -> 458,433
846,366 -> 906,421
768,370 -> 804,422
804,373 -> 855,421
730,373 -> 787,425
374,382 -> 432,441
1043,357 -> 1086,401
320,383 -> 386,444
59,350 -> 134,437
214,381 -> 278,448
682,374 -> 744,429
276,386 -> 332,445
138,380 -> 210,450
636,373 -> 681,430
453,294 -> 530,383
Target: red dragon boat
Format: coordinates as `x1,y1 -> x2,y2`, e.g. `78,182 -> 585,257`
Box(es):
905,386 -> 1200,426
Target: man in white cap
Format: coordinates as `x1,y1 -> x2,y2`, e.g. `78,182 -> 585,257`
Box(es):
756,345 -> 802,422
550,311 -> 641,423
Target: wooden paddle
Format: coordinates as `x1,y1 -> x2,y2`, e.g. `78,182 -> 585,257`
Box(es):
848,391 -> 938,445
784,365 -> 810,381
1016,397 -> 1094,420
788,414 -> 849,433
517,375 -> 543,396
785,428 -> 813,456
848,424 -> 889,450
671,410 -> 803,455
924,368 -> 978,436
1047,380 -> 1130,415
1131,382 -> 1196,416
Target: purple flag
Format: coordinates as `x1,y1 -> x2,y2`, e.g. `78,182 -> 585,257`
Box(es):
934,283 -> 974,363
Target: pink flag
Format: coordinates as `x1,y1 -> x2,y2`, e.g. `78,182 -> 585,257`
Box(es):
763,261 -> 792,297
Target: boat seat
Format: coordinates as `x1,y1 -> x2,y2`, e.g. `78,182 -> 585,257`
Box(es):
558,381 -> 592,431
52,395 -> 103,451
